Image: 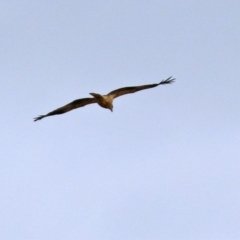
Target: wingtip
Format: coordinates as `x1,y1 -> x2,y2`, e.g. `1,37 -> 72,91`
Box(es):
159,76 -> 175,85
33,115 -> 44,122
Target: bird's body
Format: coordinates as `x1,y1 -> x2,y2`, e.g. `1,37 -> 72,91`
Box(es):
89,93 -> 114,111
34,76 -> 175,121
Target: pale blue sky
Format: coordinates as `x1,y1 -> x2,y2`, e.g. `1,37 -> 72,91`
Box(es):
1,1 -> 240,239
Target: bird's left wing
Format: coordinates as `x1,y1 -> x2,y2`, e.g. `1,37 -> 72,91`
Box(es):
34,98 -> 96,121
107,76 -> 175,99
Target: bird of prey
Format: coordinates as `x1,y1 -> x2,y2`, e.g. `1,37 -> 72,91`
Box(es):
34,76 -> 175,121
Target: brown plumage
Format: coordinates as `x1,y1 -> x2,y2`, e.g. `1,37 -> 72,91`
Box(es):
34,76 -> 175,121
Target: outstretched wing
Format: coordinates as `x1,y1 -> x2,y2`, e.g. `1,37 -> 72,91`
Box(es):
34,98 -> 96,121
107,76 -> 175,99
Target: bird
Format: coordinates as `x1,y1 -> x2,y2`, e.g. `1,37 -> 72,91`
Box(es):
34,76 -> 175,121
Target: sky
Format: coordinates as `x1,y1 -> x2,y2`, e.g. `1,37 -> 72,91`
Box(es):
1,1 -> 240,239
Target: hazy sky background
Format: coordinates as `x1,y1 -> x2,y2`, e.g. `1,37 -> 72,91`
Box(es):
1,1 -> 240,239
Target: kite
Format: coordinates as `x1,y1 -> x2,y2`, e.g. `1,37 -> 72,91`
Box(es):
34,76 -> 175,121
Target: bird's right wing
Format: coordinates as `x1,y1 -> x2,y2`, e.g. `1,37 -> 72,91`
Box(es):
34,98 -> 96,121
107,76 -> 175,99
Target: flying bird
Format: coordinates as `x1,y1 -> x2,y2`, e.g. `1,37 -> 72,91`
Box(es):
34,76 -> 175,121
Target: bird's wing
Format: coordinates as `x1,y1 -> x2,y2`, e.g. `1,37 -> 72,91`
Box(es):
34,98 -> 96,121
107,76 -> 175,99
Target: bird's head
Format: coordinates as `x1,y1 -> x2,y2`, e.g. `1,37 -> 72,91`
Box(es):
108,103 -> 113,112
105,102 -> 113,112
